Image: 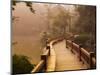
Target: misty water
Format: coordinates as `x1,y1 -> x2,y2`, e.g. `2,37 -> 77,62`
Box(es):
12,2 -> 76,65
12,2 -> 49,64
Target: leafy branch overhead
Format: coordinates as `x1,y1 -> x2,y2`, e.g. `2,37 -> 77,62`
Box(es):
12,0 -> 35,13
13,54 -> 34,74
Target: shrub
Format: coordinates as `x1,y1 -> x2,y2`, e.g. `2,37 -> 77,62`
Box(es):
13,54 -> 34,74
74,34 -> 90,48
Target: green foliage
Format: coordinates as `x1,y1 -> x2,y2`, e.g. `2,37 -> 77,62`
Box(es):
13,54 -> 34,74
40,5 -> 71,46
25,2 -> 35,13
74,34 -> 90,47
40,32 -> 48,47
49,5 -> 70,38
12,0 -> 35,13
72,5 -> 96,52
74,34 -> 96,52
75,5 -> 96,34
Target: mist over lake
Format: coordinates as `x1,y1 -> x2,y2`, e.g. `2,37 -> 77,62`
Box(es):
12,2 -> 49,64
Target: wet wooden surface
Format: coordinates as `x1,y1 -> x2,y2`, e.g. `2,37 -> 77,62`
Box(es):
46,41 -> 56,72
53,40 -> 88,71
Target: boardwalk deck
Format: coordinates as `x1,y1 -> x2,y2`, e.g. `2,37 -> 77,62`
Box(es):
53,40 -> 88,71
46,47 -> 56,71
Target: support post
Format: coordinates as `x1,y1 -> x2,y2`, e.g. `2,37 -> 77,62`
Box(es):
89,52 -> 94,69
41,55 -> 47,71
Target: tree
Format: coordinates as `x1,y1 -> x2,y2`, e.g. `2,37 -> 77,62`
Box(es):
50,5 -> 71,38
73,5 -> 96,52
12,0 -> 35,23
40,32 -> 49,48
12,0 -> 35,13
74,5 -> 96,34
13,54 -> 34,74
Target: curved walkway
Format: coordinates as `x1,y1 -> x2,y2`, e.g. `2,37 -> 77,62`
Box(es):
53,40 -> 88,71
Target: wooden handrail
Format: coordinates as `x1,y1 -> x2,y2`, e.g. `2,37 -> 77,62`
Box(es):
31,49 -> 50,73
66,40 -> 96,69
81,48 -> 89,57
31,60 -> 44,73
42,49 -> 50,56
32,38 -> 96,73
89,52 -> 95,69
31,38 -> 63,73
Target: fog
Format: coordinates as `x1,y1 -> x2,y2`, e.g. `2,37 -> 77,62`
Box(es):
12,2 -> 76,64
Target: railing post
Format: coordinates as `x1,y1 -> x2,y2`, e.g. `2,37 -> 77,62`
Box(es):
41,55 -> 47,71
79,45 -> 82,61
46,44 -> 50,56
89,52 -> 94,69
48,46 -> 50,56
71,41 -> 74,53
46,39 -> 49,45
66,40 -> 68,48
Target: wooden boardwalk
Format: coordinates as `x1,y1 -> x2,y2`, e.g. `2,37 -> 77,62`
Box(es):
53,40 -> 88,71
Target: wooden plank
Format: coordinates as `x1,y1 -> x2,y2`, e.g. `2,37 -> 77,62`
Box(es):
81,48 -> 89,57
54,40 -> 88,71
66,40 -> 96,69
92,57 -> 96,65
46,48 -> 56,72
46,40 -> 56,72
31,60 -> 44,73
42,49 -> 49,56
89,52 -> 95,69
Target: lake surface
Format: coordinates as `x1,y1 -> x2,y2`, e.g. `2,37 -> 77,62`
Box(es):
12,2 -> 48,64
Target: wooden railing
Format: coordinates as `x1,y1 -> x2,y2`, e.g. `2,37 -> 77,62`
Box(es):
31,38 -> 64,73
31,38 -> 96,73
66,40 -> 96,69
31,46 -> 50,73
